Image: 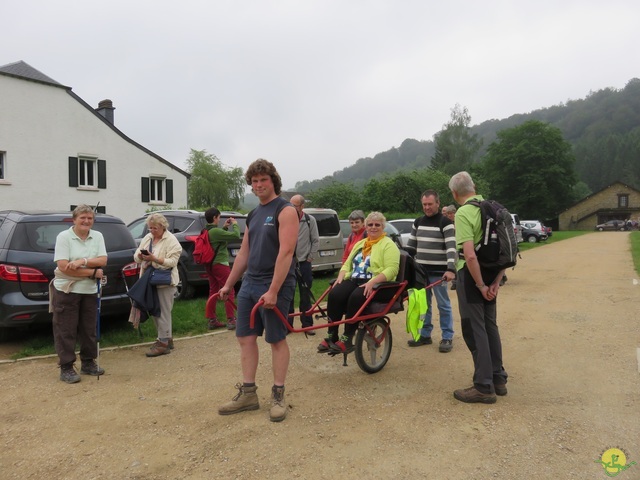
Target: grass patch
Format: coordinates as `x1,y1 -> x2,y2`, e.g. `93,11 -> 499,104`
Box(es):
7,272 -> 335,360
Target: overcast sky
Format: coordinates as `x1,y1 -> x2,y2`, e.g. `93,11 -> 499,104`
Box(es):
3,0 -> 639,190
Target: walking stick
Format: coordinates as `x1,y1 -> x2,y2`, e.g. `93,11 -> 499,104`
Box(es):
96,277 -> 103,381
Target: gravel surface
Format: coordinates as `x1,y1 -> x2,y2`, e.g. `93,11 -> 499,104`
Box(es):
0,232 -> 639,479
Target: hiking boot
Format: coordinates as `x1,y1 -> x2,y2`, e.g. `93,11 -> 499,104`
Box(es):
226,318 -> 236,330
146,340 -> 171,357
168,338 -> 175,350
270,385 -> 288,422
453,386 -> 497,404
80,360 -> 105,376
407,336 -> 432,347
218,383 -> 260,415
60,364 -> 81,384
439,339 -> 453,353
494,383 -> 508,396
208,318 -> 225,330
329,335 -> 354,354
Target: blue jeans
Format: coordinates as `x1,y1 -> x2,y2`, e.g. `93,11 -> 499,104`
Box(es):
420,271 -> 454,341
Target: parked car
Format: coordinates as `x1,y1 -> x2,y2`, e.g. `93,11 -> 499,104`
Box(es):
339,220 -> 403,250
595,220 -> 627,231
303,208 -> 344,272
521,220 -> 549,243
0,210 -> 139,328
511,213 -> 524,243
127,210 -> 246,299
388,219 -> 415,247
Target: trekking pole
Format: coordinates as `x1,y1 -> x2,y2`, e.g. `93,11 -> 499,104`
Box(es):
96,277 -> 103,382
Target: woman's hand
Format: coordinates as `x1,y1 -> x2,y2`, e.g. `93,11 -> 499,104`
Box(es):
335,271 -> 346,285
361,281 -> 376,298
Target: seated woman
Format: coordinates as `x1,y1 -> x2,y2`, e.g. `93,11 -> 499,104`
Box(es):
317,211 -> 400,354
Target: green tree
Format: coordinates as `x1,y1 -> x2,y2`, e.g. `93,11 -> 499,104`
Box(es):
306,181 -> 361,212
186,149 -> 245,210
431,104 -> 483,175
482,120 -> 577,220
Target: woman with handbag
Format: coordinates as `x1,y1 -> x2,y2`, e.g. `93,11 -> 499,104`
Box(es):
134,213 -> 182,357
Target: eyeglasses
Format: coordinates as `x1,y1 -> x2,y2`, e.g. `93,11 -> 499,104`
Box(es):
367,223 -> 382,227
291,203 -> 302,208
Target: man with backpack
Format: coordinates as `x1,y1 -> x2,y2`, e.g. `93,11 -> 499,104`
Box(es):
288,195 -> 319,332
406,189 -> 457,352
449,171 -> 508,404
203,207 -> 241,330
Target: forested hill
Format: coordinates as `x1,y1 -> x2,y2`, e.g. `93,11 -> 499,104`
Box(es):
295,78 -> 640,193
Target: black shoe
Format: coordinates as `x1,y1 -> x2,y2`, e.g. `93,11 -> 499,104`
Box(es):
407,336 -> 432,347
494,383 -> 508,396
438,339 -> 453,353
60,364 -> 81,383
81,360 -> 105,376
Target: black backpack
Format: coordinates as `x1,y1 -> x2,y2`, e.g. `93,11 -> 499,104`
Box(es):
466,199 -> 518,270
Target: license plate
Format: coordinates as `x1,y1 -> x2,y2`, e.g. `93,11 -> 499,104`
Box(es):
319,250 -> 336,257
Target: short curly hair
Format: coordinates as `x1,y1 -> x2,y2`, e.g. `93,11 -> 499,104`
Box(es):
245,159 -> 283,195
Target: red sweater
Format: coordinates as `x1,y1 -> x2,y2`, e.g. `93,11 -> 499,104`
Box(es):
342,228 -> 367,263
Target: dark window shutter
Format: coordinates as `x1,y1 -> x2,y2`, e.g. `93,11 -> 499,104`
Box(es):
166,179 -> 174,204
97,160 -> 107,189
141,177 -> 150,202
69,157 -> 78,187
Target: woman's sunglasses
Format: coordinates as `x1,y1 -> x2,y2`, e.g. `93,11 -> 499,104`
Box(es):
367,222 -> 382,227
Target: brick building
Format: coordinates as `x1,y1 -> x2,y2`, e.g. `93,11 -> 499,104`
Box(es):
558,181 -> 640,230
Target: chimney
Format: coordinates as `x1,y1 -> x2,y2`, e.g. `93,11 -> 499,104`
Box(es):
96,99 -> 115,124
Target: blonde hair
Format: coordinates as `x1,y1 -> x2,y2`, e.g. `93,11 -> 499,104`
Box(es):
365,211 -> 386,227
146,213 -> 169,230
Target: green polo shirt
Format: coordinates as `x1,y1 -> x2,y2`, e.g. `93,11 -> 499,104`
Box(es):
454,195 -> 484,271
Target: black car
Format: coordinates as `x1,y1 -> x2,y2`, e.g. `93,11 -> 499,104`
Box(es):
127,210 -> 246,299
0,210 -> 139,328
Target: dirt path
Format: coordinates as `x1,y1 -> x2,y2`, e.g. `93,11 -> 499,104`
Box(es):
1,233 -> 639,480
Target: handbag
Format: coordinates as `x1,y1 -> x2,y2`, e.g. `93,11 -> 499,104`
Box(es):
146,243 -> 172,285
149,267 -> 172,286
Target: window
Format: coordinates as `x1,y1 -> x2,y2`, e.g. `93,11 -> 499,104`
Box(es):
0,151 -> 5,179
618,194 -> 629,208
69,156 -> 106,188
141,177 -> 174,204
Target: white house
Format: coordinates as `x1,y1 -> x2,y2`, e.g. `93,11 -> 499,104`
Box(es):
0,61 -> 189,223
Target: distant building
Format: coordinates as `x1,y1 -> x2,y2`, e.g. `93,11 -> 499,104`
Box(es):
0,60 -> 189,223
558,181 -> 640,230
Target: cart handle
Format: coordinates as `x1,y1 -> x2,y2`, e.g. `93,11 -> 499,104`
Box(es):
205,292 -> 238,315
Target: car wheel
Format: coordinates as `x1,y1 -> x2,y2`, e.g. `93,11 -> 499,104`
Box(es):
174,265 -> 195,300
527,235 -> 538,243
598,227 -> 604,231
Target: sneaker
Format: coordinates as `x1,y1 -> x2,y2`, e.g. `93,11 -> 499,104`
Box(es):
439,339 -> 453,353
60,364 -> 81,384
226,318 -> 236,330
407,336 -> 432,347
270,385 -> 288,422
317,336 -> 337,353
453,386 -> 497,404
80,360 -> 105,376
329,335 -> 354,354
208,319 -> 225,330
494,383 -> 508,396
146,340 -> 171,357
218,383 -> 260,415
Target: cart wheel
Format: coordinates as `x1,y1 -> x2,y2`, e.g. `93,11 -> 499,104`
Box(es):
355,317 -> 392,374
